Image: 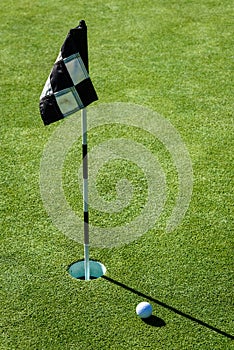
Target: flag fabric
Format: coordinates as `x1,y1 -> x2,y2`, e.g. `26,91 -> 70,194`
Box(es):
39,20 -> 98,125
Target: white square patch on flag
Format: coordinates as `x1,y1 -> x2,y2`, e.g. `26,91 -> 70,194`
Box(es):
64,53 -> 89,85
55,87 -> 83,116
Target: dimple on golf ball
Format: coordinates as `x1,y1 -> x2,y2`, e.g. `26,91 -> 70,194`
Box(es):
136,302 -> 153,318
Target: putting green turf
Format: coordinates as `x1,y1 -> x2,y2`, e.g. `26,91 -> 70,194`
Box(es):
1,0 -> 233,349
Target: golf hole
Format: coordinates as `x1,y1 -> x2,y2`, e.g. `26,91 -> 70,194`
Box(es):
68,260 -> 106,280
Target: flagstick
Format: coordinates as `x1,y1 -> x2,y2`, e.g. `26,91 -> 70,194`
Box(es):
81,107 -> 90,280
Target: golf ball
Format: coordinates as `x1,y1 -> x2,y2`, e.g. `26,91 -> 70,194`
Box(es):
136,302 -> 152,318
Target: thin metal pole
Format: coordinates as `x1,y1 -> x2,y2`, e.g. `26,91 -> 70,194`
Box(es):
81,108 -> 90,280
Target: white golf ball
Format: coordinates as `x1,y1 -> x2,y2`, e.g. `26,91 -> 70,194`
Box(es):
136,302 -> 153,318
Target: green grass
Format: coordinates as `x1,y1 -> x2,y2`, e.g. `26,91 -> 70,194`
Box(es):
1,0 -> 233,349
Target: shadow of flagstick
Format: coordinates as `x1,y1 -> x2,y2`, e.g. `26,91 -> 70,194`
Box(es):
102,275 -> 234,340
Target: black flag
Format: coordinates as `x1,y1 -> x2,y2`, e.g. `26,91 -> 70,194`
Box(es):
39,20 -> 98,125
